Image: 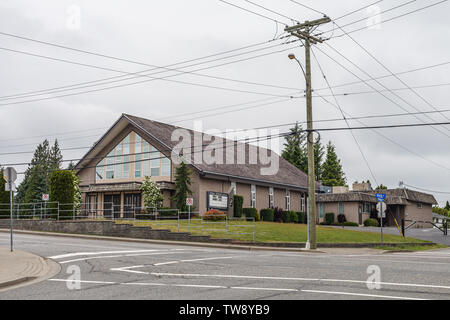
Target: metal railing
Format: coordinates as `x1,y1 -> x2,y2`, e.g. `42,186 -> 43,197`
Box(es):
0,202 -> 256,241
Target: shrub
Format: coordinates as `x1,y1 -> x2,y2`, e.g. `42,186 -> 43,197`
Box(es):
282,211 -> 291,223
289,211 -> 299,223
325,212 -> 335,225
297,212 -> 306,224
364,218 -> 379,227
337,214 -> 347,223
243,207 -> 258,221
343,221 -> 359,227
233,195 -> 244,218
260,208 -> 274,222
274,207 -> 284,223
158,208 -> 178,217
203,209 -> 226,221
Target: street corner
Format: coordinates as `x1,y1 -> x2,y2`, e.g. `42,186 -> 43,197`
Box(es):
0,247 -> 61,293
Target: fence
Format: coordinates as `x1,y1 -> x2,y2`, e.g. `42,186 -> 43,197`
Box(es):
401,218 -> 448,236
0,202 -> 255,241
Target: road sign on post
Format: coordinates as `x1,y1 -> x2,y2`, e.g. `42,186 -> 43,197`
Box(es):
42,194 -> 49,201
5,167 -> 17,252
375,193 -> 386,247
186,198 -> 193,232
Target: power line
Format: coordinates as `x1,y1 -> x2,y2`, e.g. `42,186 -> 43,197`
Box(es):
333,0 -> 384,21
311,46 -> 379,186
289,0 -> 326,16
334,20 -> 450,125
402,183 -> 450,195
218,0 -> 286,24
327,0 -> 449,38
0,35 -> 298,101
243,0 -> 298,23
0,43 -> 303,108
316,44 -> 450,139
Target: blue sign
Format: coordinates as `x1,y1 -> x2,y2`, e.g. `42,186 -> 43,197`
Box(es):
375,193 -> 386,202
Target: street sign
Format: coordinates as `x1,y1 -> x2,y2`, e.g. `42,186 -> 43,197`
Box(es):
5,167 -> 17,183
5,182 -> 16,192
42,194 -> 50,201
186,198 -> 194,206
376,202 -> 386,218
375,193 -> 386,202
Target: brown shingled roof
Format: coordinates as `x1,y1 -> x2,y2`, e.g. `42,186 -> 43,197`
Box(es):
96,114 -> 312,190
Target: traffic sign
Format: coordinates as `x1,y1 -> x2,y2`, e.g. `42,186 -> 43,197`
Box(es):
186,198 -> 193,206
376,202 -> 386,218
42,194 -> 50,201
375,193 -> 386,202
5,167 -> 17,183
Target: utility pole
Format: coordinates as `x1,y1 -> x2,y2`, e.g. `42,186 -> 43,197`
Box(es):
285,17 -> 331,250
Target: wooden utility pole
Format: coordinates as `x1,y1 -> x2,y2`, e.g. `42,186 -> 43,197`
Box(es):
285,17 -> 331,250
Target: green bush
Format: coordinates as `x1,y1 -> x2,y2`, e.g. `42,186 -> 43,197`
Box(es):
158,208 -> 178,217
282,211 -> 291,223
289,211 -> 299,223
49,170 -> 75,220
233,195 -> 244,218
297,212 -> 306,224
243,207 -> 258,221
260,208 -> 274,222
364,218 -> 379,227
325,212 -> 335,225
343,221 -> 359,227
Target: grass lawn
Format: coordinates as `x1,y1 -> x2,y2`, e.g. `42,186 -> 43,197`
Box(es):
118,219 -> 427,244
374,244 -> 447,251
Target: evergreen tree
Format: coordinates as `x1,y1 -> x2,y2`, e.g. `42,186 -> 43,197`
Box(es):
16,139 -> 62,204
313,135 -> 324,181
282,122 -> 308,173
172,162 -> 192,212
445,201 -> 450,211
376,184 -> 388,190
321,141 -> 346,187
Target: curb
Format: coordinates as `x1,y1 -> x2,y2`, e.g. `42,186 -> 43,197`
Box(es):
0,229 -> 324,253
0,276 -> 36,290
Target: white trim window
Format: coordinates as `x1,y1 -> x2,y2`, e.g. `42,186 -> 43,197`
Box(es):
338,202 -> 344,215
269,187 -> 274,208
301,193 -> 306,212
251,184 -> 256,208
231,182 -> 237,195
285,190 -> 291,211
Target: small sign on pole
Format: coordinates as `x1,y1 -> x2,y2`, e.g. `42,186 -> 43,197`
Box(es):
5,167 -> 17,252
375,193 -> 387,247
42,194 -> 50,201
186,198 -> 193,232
186,198 -> 194,206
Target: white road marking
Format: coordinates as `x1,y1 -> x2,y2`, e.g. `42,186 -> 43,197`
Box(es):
154,261 -> 180,266
231,286 -> 298,292
59,251 -> 195,264
146,272 -> 450,290
48,279 -> 115,285
49,249 -> 163,259
111,265 -> 148,274
172,284 -> 228,289
301,289 -> 427,300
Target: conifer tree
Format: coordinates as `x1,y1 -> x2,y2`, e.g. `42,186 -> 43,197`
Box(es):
172,162 -> 192,212
321,141 -> 346,187
282,123 -> 308,173
313,135 -> 324,181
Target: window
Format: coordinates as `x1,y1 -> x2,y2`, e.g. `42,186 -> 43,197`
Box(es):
319,203 -> 324,218
417,202 -> 423,209
285,190 -> 290,211
364,202 -> 370,213
150,146 -> 161,176
338,202 -> 344,215
161,156 -> 171,177
95,132 -> 171,180
231,182 -> 237,195
301,193 -> 306,212
251,185 -> 256,208
269,187 -> 274,208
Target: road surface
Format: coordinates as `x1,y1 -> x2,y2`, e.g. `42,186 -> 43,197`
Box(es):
0,232 -> 449,300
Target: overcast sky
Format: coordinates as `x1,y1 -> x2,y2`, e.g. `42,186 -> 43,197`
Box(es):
0,0 -> 449,205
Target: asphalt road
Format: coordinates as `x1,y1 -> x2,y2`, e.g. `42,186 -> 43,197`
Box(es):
0,232 -> 450,300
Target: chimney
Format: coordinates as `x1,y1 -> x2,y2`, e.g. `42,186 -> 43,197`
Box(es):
353,181 -> 373,191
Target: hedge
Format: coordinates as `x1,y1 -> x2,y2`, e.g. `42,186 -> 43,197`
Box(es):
325,212 -> 335,225
233,195 -> 244,218
260,208 -> 274,222
274,207 -> 284,222
243,207 -> 259,221
289,211 -> 299,223
364,218 -> 379,227
337,214 -> 347,223
297,212 -> 306,224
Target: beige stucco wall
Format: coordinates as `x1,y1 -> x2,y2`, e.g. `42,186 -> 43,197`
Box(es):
318,202 -> 367,225
404,201 -> 432,227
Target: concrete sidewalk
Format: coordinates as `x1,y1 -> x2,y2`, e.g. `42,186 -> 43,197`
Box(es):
0,247 -> 60,292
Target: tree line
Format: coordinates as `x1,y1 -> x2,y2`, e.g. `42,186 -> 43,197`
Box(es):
281,122 -> 346,186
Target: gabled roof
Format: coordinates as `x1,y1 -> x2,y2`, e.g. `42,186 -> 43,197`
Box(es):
75,113 -> 313,191
317,188 -> 438,205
